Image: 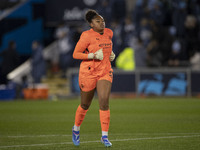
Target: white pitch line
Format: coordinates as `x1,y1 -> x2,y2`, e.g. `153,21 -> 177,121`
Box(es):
0,134 -> 200,148
5,134 -> 72,138
2,132 -> 200,138
111,135 -> 200,142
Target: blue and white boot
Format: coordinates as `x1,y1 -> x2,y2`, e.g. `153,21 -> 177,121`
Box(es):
101,135 -> 112,147
72,127 -> 80,146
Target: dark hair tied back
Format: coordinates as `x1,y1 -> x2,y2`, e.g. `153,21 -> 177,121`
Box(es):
85,9 -> 99,23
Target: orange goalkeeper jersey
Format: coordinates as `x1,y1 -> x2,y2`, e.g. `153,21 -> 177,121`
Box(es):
73,28 -> 113,76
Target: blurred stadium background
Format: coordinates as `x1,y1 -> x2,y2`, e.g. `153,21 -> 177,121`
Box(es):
0,0 -> 200,100
0,1 -> 200,150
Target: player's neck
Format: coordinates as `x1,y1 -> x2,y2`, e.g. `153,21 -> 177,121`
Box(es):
99,32 -> 104,35
92,28 -> 104,35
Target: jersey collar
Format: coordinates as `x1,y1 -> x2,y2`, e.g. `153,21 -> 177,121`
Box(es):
90,28 -> 104,36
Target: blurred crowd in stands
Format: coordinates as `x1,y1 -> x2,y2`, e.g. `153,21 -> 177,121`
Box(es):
115,0 -> 199,69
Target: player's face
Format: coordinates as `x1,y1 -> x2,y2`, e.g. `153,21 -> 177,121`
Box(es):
91,15 -> 105,33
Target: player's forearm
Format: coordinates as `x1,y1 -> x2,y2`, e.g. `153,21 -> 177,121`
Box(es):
73,47 -> 103,60
73,51 -> 89,60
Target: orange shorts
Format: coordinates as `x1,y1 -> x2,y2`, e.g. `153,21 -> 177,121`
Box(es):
79,70 -> 113,92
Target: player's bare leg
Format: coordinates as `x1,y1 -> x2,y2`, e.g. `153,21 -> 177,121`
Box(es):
72,89 -> 95,146
96,80 -> 112,147
80,89 -> 95,110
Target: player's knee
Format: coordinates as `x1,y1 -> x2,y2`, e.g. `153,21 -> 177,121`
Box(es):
81,104 -> 90,110
100,104 -> 109,110
99,97 -> 109,110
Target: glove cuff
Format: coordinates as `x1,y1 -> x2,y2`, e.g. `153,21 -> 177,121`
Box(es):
88,53 -> 94,59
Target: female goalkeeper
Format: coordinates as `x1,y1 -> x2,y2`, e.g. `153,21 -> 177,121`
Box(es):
72,9 -> 115,147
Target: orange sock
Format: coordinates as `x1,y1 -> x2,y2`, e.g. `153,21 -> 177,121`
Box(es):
99,109 -> 110,132
74,105 -> 88,127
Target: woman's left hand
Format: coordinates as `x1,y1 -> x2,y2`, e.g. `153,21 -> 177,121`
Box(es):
109,51 -> 115,61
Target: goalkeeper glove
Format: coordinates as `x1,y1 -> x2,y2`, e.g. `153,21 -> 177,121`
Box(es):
88,49 -> 103,60
94,48 -> 103,60
88,53 -> 94,59
109,51 -> 115,61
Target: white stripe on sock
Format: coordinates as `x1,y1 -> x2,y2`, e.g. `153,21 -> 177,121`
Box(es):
74,125 -> 80,131
102,131 -> 108,136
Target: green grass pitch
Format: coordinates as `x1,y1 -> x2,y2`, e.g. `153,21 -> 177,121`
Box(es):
0,97 -> 200,150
